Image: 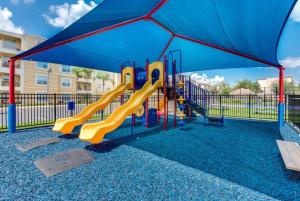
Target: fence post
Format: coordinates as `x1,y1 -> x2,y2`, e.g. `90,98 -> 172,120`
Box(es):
248,94 -> 251,118
86,94 -> 89,106
284,94 -> 287,122
54,93 -> 57,121
219,95 -> 222,115
188,77 -> 191,101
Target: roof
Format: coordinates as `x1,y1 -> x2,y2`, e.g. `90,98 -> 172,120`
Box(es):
0,30 -> 46,40
13,0 -> 297,73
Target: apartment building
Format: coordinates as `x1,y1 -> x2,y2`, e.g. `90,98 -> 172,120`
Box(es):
257,76 -> 295,94
0,30 -> 119,95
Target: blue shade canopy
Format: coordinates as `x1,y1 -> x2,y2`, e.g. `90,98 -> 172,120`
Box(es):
15,0 -> 297,73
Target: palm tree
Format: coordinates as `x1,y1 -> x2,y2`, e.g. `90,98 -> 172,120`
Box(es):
80,69 -> 93,80
80,68 -> 93,92
110,78 -> 115,87
71,67 -> 82,94
96,72 -> 111,94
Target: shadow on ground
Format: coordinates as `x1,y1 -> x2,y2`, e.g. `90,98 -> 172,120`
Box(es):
98,117 -> 300,200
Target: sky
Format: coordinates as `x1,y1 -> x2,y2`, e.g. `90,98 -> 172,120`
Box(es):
0,0 -> 300,86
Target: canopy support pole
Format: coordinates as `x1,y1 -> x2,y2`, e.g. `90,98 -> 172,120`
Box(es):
278,67 -> 285,128
8,59 -> 16,133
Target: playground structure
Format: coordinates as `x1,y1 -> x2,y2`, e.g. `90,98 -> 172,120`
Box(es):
51,55 -> 225,144
51,59 -> 178,143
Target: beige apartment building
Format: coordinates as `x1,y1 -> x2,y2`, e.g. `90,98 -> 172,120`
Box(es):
257,76 -> 295,94
0,30 -> 119,95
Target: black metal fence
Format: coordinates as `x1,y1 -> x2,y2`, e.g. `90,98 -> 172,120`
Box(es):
0,93 -> 162,132
287,94 -> 300,130
206,94 -> 279,120
0,92 -> 297,132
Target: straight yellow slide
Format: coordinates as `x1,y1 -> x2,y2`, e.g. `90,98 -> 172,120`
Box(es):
79,80 -> 162,144
53,83 -> 130,134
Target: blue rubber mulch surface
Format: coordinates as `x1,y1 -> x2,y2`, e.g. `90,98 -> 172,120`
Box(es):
0,117 -> 296,200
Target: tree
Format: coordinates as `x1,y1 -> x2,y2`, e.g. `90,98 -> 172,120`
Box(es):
251,81 -> 261,94
233,79 -> 261,94
271,81 -> 296,94
207,81 -> 232,95
96,72 -> 111,94
218,81 -> 232,95
80,68 -> 93,92
71,67 -> 82,94
80,68 -> 93,80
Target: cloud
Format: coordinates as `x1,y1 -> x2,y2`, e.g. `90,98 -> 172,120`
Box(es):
190,73 -> 225,85
280,57 -> 300,68
0,7 -> 24,34
44,0 -> 97,28
11,0 -> 35,4
290,1 -> 300,22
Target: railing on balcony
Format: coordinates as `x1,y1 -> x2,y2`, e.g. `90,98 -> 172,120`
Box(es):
1,61 -> 20,68
77,87 -> 92,92
1,80 -> 20,87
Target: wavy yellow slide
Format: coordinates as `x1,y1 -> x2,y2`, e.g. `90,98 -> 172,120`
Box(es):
79,80 -> 162,144
53,83 -> 130,134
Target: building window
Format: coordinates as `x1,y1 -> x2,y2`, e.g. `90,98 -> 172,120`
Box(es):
61,78 -> 71,87
1,56 -> 10,67
1,75 -> 9,86
36,75 -> 48,85
3,39 -> 17,50
36,62 -> 48,69
61,65 -> 71,73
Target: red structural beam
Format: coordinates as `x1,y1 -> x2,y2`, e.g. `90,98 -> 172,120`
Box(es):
175,34 -> 281,68
9,59 -> 15,104
145,59 -> 149,128
279,67 -> 285,103
150,17 -> 173,35
146,0 -> 168,18
12,0 -> 169,61
150,17 -> 280,68
12,16 -> 144,61
11,0 -> 281,70
158,35 -> 175,60
163,55 -> 167,130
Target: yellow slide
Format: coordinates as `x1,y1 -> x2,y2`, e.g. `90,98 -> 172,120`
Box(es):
79,80 -> 162,144
53,83 -> 130,134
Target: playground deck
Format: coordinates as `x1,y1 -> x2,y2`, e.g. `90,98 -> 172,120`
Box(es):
0,118 -> 299,201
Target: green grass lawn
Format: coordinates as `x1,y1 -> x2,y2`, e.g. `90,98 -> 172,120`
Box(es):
209,107 -> 277,120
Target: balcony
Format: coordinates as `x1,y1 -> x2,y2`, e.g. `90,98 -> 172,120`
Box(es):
77,84 -> 92,93
1,80 -> 20,87
77,77 -> 93,83
0,46 -> 20,55
0,64 -> 21,75
0,61 -> 20,68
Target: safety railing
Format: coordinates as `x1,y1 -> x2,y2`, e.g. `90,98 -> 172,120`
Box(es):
0,92 -> 295,132
0,93 -> 162,132
206,94 -> 279,120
